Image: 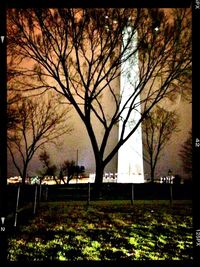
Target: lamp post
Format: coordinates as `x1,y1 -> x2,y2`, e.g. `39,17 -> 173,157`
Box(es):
76,149 -> 78,184
168,169 -> 173,206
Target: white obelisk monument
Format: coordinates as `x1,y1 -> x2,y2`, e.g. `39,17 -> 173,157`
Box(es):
117,27 -> 144,183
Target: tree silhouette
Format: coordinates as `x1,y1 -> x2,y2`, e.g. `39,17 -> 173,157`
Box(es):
7,94 -> 21,132
60,160 -> 85,184
7,8 -> 191,187
7,57 -> 23,132
7,96 -> 72,184
142,106 -> 179,182
38,150 -> 59,184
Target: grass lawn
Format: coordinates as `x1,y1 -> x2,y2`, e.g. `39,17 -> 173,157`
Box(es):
8,200 -> 193,261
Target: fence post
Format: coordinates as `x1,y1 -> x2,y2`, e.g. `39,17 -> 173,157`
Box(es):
45,186 -> 48,201
131,183 -> 134,205
169,184 -> 173,206
39,184 -> 42,204
33,185 -> 38,215
87,182 -> 90,205
14,185 -> 21,227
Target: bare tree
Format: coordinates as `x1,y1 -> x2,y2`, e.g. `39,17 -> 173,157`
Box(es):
7,8 -> 191,187
7,94 -> 21,132
38,151 -> 85,184
142,106 -> 179,182
7,57 -> 23,132
179,130 -> 192,179
38,149 -> 59,184
60,160 -> 85,184
7,96 -> 72,184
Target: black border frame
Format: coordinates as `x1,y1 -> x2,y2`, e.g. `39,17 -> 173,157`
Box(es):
0,1 -> 197,266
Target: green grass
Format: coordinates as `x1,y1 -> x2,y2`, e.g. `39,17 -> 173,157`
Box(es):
8,200 -> 193,261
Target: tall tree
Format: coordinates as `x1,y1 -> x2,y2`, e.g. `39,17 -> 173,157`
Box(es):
7,96 -> 72,184
7,8 -> 191,186
142,106 -> 179,182
179,130 -> 192,179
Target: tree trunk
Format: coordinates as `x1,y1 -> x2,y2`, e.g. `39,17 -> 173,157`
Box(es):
22,166 -> 28,185
150,167 -> 155,183
94,162 -> 104,199
67,175 -> 73,184
53,176 -> 59,184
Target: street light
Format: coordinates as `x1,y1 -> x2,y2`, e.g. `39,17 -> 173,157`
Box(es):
168,169 -> 172,183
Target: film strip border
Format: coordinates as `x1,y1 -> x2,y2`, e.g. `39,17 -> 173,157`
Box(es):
0,2 -> 7,263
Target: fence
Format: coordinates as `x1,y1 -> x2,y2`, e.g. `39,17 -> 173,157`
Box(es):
7,184 -> 48,227
46,183 -> 192,201
6,182 -> 192,227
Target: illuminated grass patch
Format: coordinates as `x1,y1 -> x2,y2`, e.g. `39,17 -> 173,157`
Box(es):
8,200 -> 193,261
